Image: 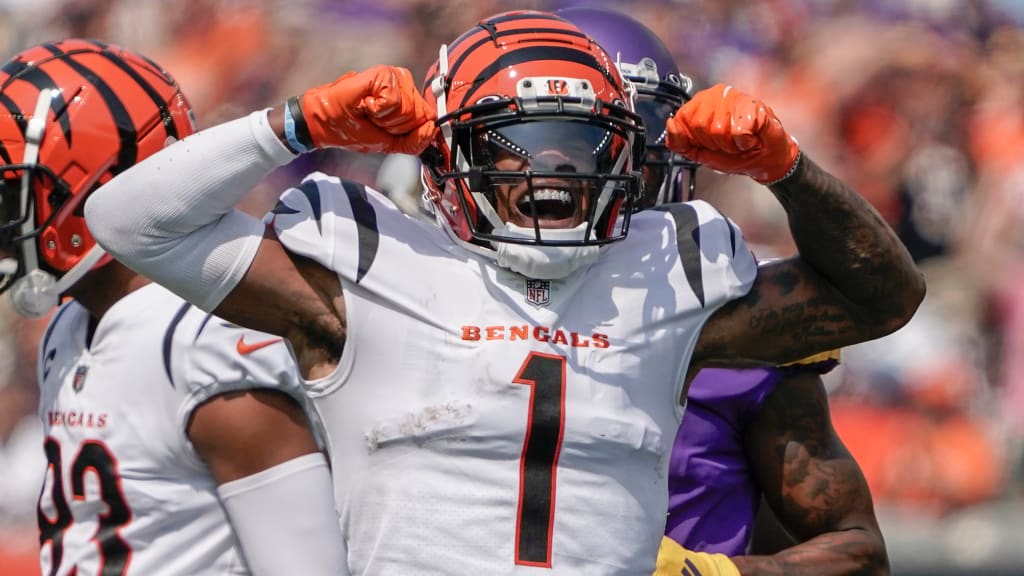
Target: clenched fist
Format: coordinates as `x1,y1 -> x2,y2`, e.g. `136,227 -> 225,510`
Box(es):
666,83 -> 799,185
299,65 -> 436,155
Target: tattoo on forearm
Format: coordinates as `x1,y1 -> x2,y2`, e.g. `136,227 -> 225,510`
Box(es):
733,532 -> 888,576
735,378 -> 888,575
725,265 -> 860,363
770,155 -> 921,318
774,391 -> 863,535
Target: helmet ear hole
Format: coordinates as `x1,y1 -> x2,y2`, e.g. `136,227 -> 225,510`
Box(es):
419,146 -> 444,170
419,146 -> 446,188
47,187 -> 72,214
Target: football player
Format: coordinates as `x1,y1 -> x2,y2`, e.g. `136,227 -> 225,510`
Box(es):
0,40 -> 347,575
85,10 -> 923,574
559,7 -> 890,575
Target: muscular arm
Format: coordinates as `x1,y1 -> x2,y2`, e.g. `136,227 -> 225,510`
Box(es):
208,106 -> 349,371
694,155 -> 926,366
733,370 -> 889,576
86,63 -> 430,379
188,389 -> 349,576
187,388 -> 319,482
217,224 -> 346,380
85,107 -> 345,378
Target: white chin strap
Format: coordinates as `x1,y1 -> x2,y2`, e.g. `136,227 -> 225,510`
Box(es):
492,222 -> 599,280
9,244 -> 107,317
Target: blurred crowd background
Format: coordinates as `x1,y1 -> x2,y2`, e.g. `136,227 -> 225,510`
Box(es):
2,0 -> 1024,574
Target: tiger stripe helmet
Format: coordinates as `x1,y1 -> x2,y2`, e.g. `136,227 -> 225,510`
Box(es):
420,10 -> 645,251
0,38 -> 195,302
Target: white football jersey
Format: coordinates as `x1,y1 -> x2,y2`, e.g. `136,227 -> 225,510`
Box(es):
270,173 -> 757,575
36,283 -> 311,576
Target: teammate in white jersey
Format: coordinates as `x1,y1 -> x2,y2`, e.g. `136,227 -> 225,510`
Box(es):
0,40 -> 347,575
85,10 -> 925,575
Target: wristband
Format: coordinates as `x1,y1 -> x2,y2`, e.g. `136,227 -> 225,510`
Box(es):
764,149 -> 802,187
284,96 -> 312,154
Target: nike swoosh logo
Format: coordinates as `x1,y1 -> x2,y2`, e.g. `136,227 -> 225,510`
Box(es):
236,335 -> 283,355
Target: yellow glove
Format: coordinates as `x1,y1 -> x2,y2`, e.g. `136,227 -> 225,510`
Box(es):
654,536 -> 741,576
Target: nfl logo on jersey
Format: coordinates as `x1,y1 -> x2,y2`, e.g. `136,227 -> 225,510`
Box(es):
72,365 -> 89,393
525,279 -> 550,306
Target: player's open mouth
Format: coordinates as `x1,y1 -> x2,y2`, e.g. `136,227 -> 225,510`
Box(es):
516,187 -> 578,225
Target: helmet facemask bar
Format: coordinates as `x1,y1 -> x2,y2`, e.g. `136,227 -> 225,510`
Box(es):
0,88 -> 111,314
464,168 -> 638,247
641,140 -> 699,205
0,156 -> 113,298
0,88 -> 55,293
435,92 -> 644,248
0,164 -> 69,291
636,95 -> 699,206
618,55 -> 699,206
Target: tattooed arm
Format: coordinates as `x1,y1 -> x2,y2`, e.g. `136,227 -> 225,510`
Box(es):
732,370 -> 889,576
692,154 -> 926,367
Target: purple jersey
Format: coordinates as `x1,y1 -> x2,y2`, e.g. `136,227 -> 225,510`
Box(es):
664,367 -> 782,555
665,357 -> 838,555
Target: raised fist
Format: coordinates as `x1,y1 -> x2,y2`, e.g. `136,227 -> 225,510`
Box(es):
666,83 -> 799,184
298,65 -> 436,155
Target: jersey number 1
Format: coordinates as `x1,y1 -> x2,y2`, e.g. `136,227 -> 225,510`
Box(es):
514,352 -> 566,568
39,437 -> 132,576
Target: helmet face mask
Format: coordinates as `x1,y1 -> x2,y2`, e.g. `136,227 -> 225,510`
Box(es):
0,165 -> 54,244
436,90 -> 643,247
627,58 -> 698,207
422,10 -> 645,262
0,162 -> 71,292
0,39 -> 195,312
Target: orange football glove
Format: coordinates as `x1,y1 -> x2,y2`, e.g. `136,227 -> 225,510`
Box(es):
666,83 -> 799,185
299,65 -> 436,155
654,536 -> 741,576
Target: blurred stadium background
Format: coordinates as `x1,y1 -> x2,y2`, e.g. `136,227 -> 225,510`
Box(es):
2,0 -> 1024,574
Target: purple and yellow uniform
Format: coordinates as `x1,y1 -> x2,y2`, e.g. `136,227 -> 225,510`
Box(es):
665,352 -> 839,555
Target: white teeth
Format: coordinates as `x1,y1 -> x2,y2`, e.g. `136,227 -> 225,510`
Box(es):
530,189 -> 571,204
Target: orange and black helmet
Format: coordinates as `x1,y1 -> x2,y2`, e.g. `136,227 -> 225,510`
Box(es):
420,10 -> 645,249
0,38 -> 195,297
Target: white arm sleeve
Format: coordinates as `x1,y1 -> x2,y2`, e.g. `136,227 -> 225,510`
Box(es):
217,452 -> 349,576
84,109 -> 297,311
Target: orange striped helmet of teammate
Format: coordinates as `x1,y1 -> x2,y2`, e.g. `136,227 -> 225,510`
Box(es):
0,39 -> 195,316
419,10 -> 645,279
